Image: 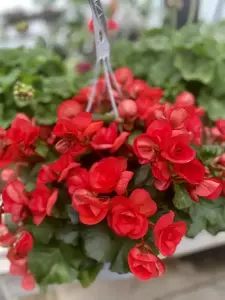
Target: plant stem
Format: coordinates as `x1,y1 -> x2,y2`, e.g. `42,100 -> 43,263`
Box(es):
187,0 -> 198,25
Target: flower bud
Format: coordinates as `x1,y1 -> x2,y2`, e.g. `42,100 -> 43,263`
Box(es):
176,92 -> 195,106
219,153 -> 225,166
118,99 -> 137,119
13,82 -> 34,103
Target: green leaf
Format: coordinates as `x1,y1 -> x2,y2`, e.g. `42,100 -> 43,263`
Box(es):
78,263 -> 103,288
148,53 -> 179,87
35,140 -> 49,158
174,51 -> 215,84
0,69 -> 21,93
41,76 -> 74,100
198,92 -> 225,121
41,263 -> 78,286
173,185 -> 193,210
173,23 -> 203,49
110,239 -> 135,274
142,28 -> 173,52
187,218 -> 206,238
35,103 -> 57,125
28,244 -> 82,285
133,164 -> 150,188
25,219 -> 55,244
56,225 -> 79,246
25,182 -> 36,192
188,197 -> 225,237
82,224 -> 113,263
197,145 -> 224,163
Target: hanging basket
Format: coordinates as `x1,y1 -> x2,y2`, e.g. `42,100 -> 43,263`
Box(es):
1,66 -> 225,291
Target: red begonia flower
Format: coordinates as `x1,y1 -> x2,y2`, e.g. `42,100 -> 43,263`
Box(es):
161,134 -> 196,164
108,196 -> 148,239
152,159 -> 171,181
89,157 -> 133,195
133,134 -> 156,164
108,189 -> 156,239
154,211 -> 187,257
88,19 -> 119,33
72,189 -> 109,225
147,120 -> 172,150
37,154 -> 80,184
57,99 -> 83,120
2,180 -> 28,222
129,189 -> 157,217
67,167 -> 90,195
29,185 -> 58,225
91,122 -> 129,152
195,178 -> 222,200
128,247 -> 165,280
7,115 -> 39,147
173,159 -> 205,184
14,232 -> 33,257
53,112 -> 103,155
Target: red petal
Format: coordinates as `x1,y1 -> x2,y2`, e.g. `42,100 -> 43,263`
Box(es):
175,92 -> 195,107
84,121 -> 103,137
33,215 -> 46,226
153,211 -> 174,235
57,100 -> 82,120
169,108 -> 188,129
154,179 -> 171,191
146,120 -> 172,149
115,171 -> 133,195
107,19 -> 120,31
88,19 -> 94,33
46,189 -> 59,216
58,162 -> 80,182
133,134 -> 156,163
129,189 -> 157,217
72,112 -> 92,132
22,274 -> 36,291
173,159 -> 205,184
110,132 -> 129,153
195,178 -> 222,200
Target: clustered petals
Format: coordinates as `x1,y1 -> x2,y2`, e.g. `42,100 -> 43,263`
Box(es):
1,67 -> 224,289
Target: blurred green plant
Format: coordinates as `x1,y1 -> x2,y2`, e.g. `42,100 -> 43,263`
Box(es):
111,21 -> 225,121
0,46 -> 91,128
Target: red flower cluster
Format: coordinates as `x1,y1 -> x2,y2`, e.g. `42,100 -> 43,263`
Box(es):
1,67 -> 225,288
2,179 -> 57,225
133,92 -> 222,201
7,231 -> 35,290
88,19 -> 119,33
